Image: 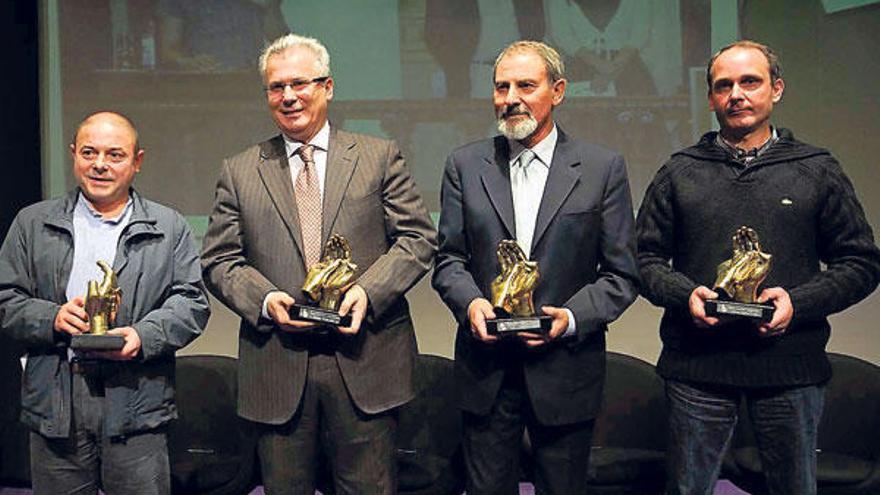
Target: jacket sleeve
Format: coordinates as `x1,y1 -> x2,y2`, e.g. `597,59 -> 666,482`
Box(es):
787,159 -> 880,322
201,160 -> 278,331
134,216 -> 210,361
564,154 -> 640,340
354,141 -> 438,319
431,153 -> 487,325
636,164 -> 700,311
0,213 -> 64,349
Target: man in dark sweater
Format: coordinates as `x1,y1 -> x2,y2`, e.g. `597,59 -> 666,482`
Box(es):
637,40 -> 880,495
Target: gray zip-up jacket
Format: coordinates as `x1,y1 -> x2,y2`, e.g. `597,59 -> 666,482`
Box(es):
0,189 -> 210,438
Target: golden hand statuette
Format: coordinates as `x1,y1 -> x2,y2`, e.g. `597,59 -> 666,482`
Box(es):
490,240 -> 539,317
713,226 -> 772,303
84,260 -> 121,335
302,234 -> 358,310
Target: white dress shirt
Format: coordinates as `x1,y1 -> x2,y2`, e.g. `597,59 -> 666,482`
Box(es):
507,125 -> 576,337
283,121 -> 331,198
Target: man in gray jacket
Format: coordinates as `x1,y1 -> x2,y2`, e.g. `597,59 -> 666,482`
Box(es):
0,111 -> 210,495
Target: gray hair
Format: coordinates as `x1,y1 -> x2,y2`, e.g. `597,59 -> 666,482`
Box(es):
707,40 -> 782,90
494,40 -> 565,83
258,34 -> 331,80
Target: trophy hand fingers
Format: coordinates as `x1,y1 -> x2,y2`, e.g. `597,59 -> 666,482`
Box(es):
500,262 -> 513,278
499,248 -> 513,269
309,261 -> 329,273
330,244 -> 343,259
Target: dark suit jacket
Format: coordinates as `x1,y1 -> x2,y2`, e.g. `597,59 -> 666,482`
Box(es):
201,127 -> 437,424
432,129 -> 639,426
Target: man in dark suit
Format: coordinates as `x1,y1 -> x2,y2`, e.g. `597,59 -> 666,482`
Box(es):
432,40 -> 639,494
201,34 -> 437,495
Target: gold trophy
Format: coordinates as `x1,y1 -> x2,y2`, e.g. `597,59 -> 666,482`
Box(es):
70,260 -> 126,350
485,240 -> 551,335
290,234 -> 357,327
704,226 -> 775,322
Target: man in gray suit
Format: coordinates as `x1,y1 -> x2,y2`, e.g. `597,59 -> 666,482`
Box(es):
432,40 -> 640,494
201,34 -> 437,495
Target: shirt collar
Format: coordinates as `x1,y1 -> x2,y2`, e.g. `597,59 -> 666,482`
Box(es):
508,124 -> 557,169
76,191 -> 133,225
283,121 -> 331,158
716,126 -> 778,163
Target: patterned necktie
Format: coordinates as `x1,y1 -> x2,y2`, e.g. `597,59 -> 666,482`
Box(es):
294,144 -> 322,267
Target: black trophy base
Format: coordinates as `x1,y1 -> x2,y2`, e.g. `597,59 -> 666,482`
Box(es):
486,315 -> 553,336
705,299 -> 774,322
70,334 -> 126,350
290,304 -> 353,327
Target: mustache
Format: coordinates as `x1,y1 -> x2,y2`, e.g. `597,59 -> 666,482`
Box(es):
499,104 -> 531,119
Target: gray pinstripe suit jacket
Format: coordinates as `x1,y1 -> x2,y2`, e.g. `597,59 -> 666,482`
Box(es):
201,127 -> 437,424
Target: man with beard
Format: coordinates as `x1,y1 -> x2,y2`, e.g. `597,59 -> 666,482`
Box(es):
432,40 -> 639,494
637,40 -> 880,494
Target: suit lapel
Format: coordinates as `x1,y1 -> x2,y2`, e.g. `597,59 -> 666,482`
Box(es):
531,131 -> 580,252
321,127 -> 358,245
480,137 -> 516,240
257,136 -> 306,259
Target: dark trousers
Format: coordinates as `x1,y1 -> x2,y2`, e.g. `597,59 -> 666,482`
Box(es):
29,369 -> 170,495
462,366 -> 595,495
257,352 -> 398,495
665,379 -> 824,495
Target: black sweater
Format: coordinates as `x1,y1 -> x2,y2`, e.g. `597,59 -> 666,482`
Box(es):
637,129 -> 880,387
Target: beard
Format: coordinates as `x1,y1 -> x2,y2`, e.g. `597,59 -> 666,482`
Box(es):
496,105 -> 538,141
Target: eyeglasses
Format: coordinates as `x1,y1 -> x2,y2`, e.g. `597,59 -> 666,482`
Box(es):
264,76 -> 329,97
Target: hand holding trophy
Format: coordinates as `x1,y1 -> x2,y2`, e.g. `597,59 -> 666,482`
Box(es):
705,226 -> 775,321
71,260 -> 126,350
291,234 -> 357,327
485,240 -> 551,335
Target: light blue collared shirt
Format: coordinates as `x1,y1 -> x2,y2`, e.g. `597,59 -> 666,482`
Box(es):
66,193 -> 133,302
65,192 -> 133,359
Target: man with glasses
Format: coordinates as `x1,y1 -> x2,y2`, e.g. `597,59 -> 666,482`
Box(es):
201,34 -> 436,495
0,111 -> 210,494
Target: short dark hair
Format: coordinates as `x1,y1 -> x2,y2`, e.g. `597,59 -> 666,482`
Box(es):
706,40 -> 782,90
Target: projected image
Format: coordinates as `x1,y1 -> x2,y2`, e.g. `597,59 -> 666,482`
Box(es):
157,0 -> 288,71
53,0 -> 709,217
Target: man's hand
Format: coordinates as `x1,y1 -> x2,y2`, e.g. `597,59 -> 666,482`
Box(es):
54,297 -> 89,335
337,284 -> 368,335
90,326 -> 142,360
757,287 -> 793,337
689,286 -> 721,328
467,298 -> 498,343
266,291 -> 318,332
519,305 -> 569,347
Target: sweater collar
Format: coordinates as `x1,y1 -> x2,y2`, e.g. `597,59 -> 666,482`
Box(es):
676,128 -> 829,166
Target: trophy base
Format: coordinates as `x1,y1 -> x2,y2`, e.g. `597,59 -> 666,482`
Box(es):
705,300 -> 774,322
70,334 -> 126,350
290,305 -> 353,327
486,316 -> 553,336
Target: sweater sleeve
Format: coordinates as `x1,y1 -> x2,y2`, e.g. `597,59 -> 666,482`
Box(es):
636,164 -> 700,311
787,158 -> 880,322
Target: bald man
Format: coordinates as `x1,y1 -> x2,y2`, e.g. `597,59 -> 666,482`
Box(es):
0,111 -> 210,495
